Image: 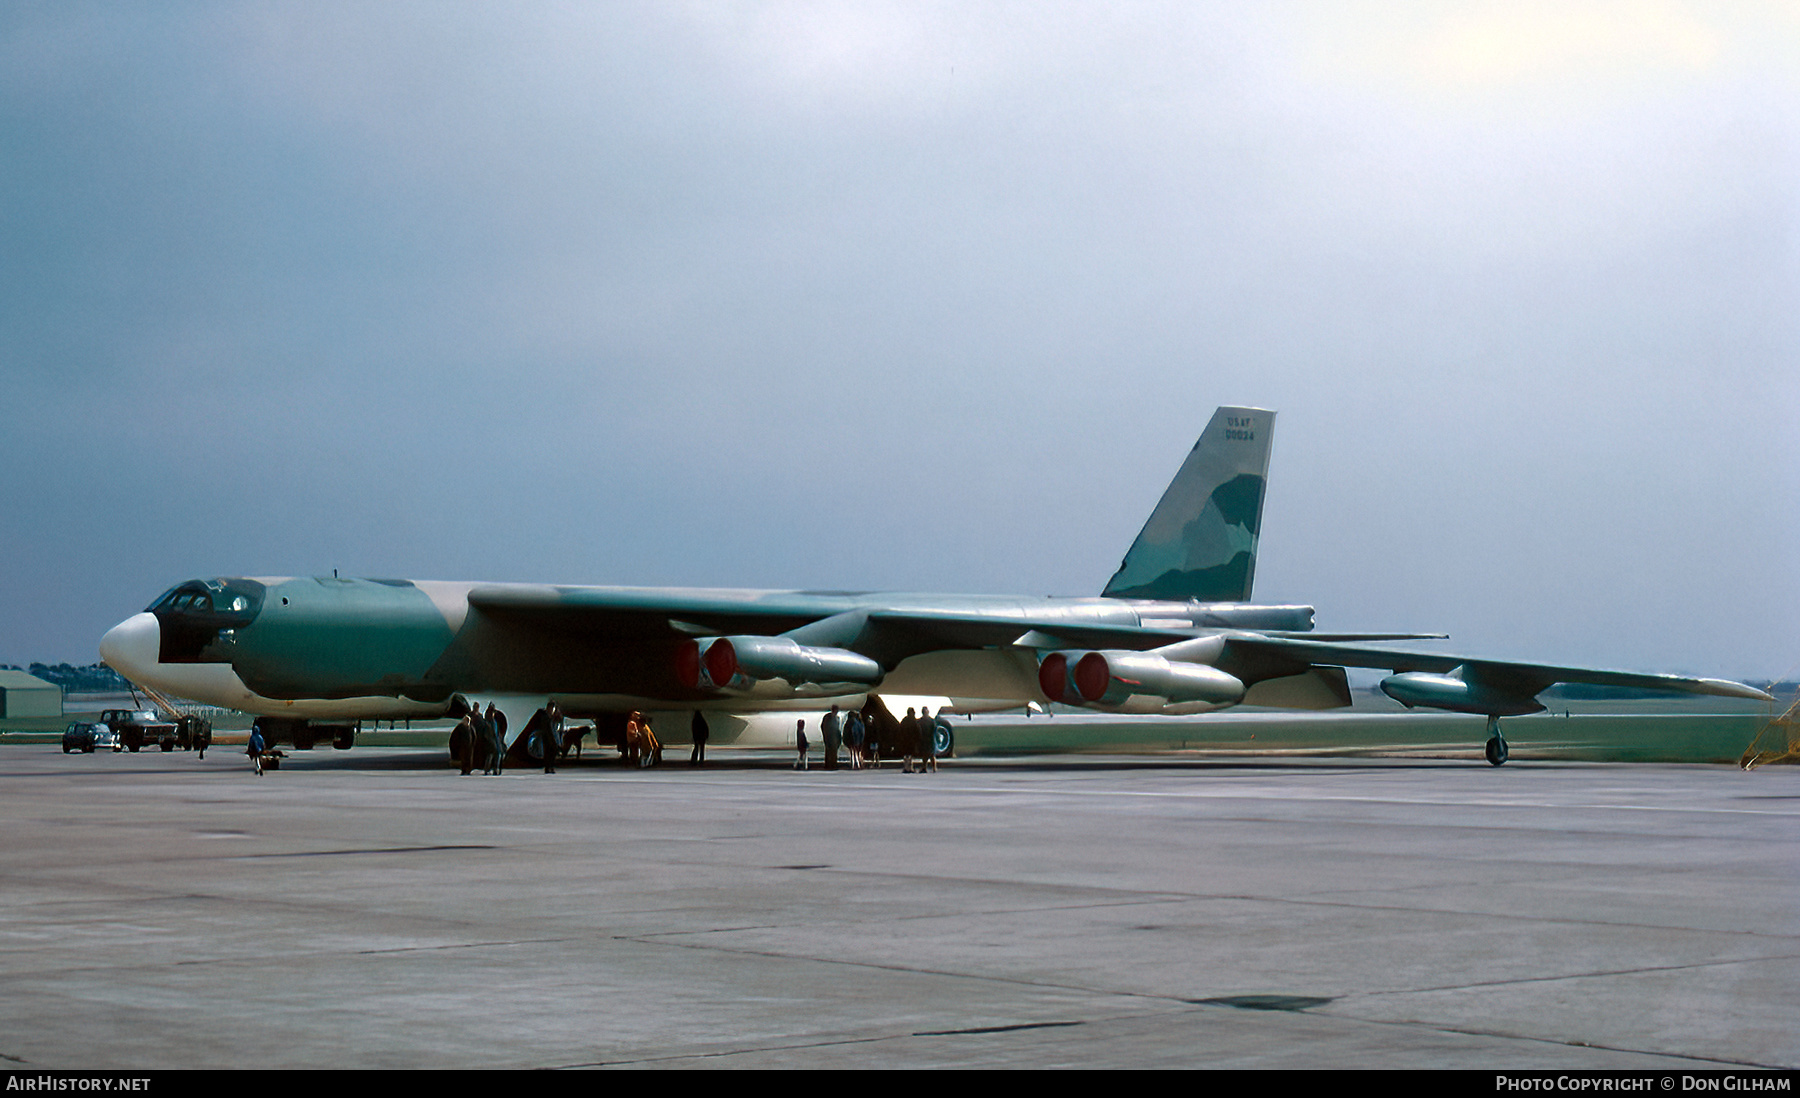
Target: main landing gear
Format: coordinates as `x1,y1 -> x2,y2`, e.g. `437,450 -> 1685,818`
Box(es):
1484,715 -> 1509,767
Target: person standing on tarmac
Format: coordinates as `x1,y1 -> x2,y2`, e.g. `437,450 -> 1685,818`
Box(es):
690,710 -> 709,766
919,706 -> 939,773
822,705 -> 842,770
844,708 -> 864,770
484,703 -> 507,774
541,701 -> 563,774
248,723 -> 266,776
794,719 -> 809,771
470,705 -> 498,776
455,710 -> 477,776
900,707 -> 920,774
624,710 -> 643,766
640,714 -> 661,767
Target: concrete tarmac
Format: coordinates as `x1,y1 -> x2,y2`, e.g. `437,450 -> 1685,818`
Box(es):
1,745 -> 1795,1069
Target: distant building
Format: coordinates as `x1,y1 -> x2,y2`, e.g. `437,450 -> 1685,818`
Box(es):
0,670 -> 62,718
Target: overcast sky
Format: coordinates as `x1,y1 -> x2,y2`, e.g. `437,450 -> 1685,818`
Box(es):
2,1 -> 1795,679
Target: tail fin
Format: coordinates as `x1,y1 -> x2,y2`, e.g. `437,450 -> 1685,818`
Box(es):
1102,406 -> 1275,602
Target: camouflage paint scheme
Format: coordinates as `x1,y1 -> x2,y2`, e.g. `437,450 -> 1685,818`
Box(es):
99,407 -> 1769,758
1104,407 -> 1271,602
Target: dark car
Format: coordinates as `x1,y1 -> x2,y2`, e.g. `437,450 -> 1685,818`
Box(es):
62,722 -> 123,754
100,708 -> 179,752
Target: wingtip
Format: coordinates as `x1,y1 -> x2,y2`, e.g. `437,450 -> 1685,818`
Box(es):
1698,677 -> 1775,702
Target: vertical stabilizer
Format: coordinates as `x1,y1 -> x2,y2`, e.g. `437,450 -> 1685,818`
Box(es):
1102,407 -> 1275,602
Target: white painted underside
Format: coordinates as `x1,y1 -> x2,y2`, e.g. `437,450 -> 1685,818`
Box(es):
138,661 -> 446,721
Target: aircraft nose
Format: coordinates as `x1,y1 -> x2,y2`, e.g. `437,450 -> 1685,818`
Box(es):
99,612 -> 160,682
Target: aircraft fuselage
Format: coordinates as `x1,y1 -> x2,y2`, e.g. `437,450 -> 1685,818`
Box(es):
99,574 -> 1316,722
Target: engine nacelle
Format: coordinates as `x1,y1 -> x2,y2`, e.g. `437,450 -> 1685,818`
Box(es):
678,636 -> 884,692
1379,670 -> 1544,717
1038,650 -> 1245,713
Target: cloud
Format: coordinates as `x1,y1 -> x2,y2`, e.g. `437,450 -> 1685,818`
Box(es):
1,2 -> 1793,674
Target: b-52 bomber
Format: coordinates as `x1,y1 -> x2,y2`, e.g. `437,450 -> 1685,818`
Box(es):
98,407 -> 1769,765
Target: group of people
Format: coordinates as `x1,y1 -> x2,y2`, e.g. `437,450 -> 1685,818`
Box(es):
247,698 -> 951,776
447,700 -> 671,774
796,704 -> 941,773
454,699 -> 512,776
236,695 -> 966,777
453,698 -> 950,775
623,710 -> 662,767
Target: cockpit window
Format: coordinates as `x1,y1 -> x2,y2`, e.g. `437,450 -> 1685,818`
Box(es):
151,584 -> 206,613
149,579 -> 268,664
149,580 -> 265,617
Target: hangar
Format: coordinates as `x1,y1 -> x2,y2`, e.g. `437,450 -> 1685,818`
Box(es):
0,669 -> 62,718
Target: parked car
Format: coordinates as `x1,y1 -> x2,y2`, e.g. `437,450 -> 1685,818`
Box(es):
62,722 -> 123,754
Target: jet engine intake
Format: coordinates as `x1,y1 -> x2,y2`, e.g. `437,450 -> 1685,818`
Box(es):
1037,652 -> 1071,702
679,636 -> 884,692
1038,650 -> 1244,713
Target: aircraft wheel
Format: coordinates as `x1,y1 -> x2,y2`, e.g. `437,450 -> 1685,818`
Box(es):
1485,736 -> 1509,767
932,721 -> 954,758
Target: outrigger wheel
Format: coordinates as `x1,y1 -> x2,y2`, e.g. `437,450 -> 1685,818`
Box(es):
1484,715 -> 1509,767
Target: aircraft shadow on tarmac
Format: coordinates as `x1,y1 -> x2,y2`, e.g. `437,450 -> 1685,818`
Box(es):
209,747 -> 1578,775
